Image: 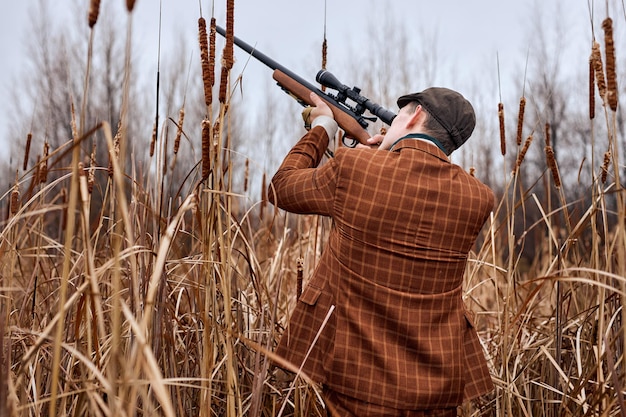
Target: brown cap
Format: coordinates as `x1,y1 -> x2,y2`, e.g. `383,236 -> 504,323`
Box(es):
397,87 -> 476,153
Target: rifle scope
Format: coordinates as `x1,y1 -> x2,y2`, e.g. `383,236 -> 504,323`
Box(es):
316,70 -> 397,126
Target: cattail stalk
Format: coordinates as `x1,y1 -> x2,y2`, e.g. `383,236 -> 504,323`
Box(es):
589,54 -> 596,119
498,102 -> 506,155
23,133 -> 32,171
592,41 -> 607,105
602,18 -> 618,111
88,0 -> 101,28
601,151 -> 611,183
516,97 -> 526,146
515,135 -> 533,172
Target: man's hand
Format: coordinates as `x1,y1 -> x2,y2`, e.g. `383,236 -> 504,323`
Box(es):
356,133 -> 384,150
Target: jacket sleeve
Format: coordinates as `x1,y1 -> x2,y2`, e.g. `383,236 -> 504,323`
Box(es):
268,126 -> 338,216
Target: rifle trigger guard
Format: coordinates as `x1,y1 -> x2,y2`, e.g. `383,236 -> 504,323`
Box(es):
341,135 -> 359,148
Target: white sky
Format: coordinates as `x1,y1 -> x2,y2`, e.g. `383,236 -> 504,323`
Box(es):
0,0 -> 599,162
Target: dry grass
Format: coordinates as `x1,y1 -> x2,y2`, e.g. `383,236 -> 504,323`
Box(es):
1,3 -> 626,417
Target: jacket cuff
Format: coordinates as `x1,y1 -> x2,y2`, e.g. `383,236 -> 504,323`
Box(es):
311,116 -> 338,140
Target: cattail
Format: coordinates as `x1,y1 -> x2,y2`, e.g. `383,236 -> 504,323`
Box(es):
108,125 -> 121,178
601,151 -> 611,183
223,0 -> 235,70
498,102 -> 506,155
201,119 -> 211,180
150,122 -> 157,157
589,54 -> 596,119
174,108 -> 185,154
199,17 -> 213,108
243,158 -> 249,192
218,66 -> 229,104
23,133 -> 32,171
126,0 -> 136,12
88,143 -> 96,194
70,101 -> 78,140
516,97 -> 526,146
545,146 -> 561,188
209,18 -> 216,88
515,135 -> 533,173
592,41 -> 607,104
545,123 -> 551,147
88,0 -> 101,28
469,167 -> 476,177
10,183 -> 20,216
321,37 -> 328,92
603,18 -> 618,111
297,258 -> 304,300
39,141 -> 49,184
260,172 -> 267,220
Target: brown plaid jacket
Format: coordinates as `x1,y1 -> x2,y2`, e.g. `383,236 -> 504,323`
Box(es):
269,126 -> 495,409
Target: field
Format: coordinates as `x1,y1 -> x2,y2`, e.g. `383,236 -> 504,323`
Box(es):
1,1 -> 626,416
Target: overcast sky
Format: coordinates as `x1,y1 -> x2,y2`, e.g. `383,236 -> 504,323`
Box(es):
0,0 -> 598,163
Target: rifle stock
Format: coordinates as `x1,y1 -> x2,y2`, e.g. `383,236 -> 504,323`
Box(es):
272,70 -> 371,144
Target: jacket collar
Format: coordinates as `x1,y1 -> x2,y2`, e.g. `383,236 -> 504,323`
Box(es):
389,134 -> 450,162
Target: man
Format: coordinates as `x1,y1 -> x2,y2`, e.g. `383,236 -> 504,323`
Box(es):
268,87 -> 495,416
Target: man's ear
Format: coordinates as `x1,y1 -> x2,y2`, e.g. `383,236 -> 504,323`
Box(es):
405,104 -> 423,128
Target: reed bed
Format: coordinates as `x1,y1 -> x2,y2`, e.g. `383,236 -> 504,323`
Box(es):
1,2 -> 626,417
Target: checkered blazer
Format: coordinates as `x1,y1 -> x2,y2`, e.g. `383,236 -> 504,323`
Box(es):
269,126 -> 495,409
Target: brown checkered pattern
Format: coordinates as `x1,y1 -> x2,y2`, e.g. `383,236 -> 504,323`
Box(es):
269,126 -> 495,410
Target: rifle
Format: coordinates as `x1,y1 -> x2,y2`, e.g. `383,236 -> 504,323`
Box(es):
215,25 -> 396,147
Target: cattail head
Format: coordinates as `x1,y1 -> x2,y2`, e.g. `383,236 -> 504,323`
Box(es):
516,97 -> 526,146
174,108 -> 185,154
260,172 -> 267,221
108,125 -> 121,178
199,17 -> 214,108
39,141 -> 49,184
601,151 -> 611,183
544,123 -> 551,147
592,41 -> 607,105
150,122 -> 157,157
23,133 -> 32,171
244,158 -> 249,192
201,118 -> 211,180
515,134 -> 533,173
498,102 -> 506,155
603,18 -> 618,111
297,257 -> 304,300
88,0 -> 101,28
545,146 -> 561,188
469,167 -> 476,177
589,54 -> 596,119
223,0 -> 235,70
126,0 -> 136,12
88,143 -> 96,194
10,183 -> 20,216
